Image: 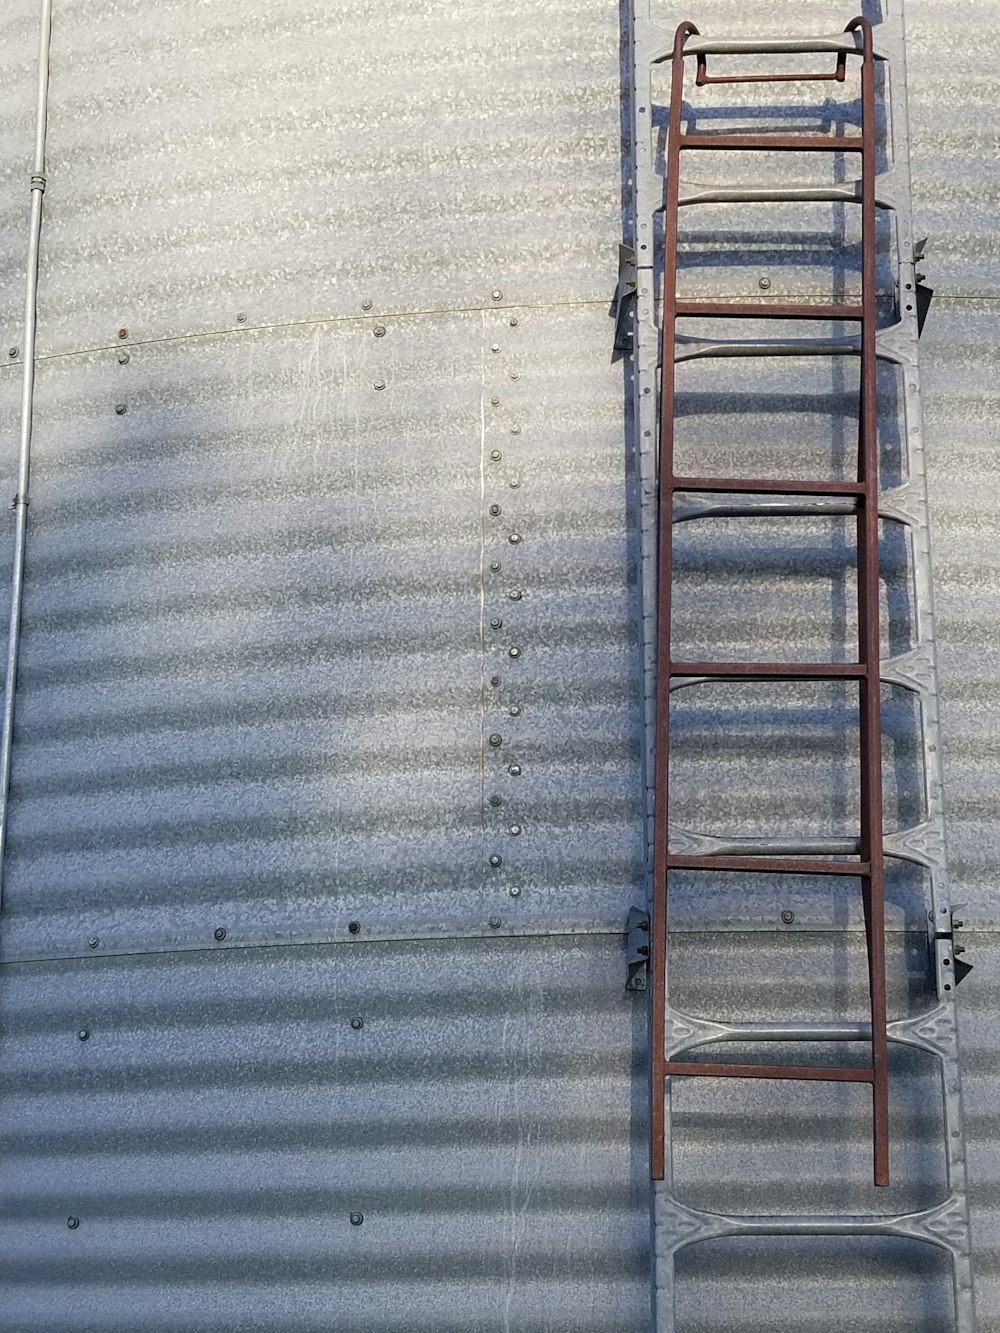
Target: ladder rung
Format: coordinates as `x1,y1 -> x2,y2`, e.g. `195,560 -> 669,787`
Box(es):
675,301 -> 863,322
669,660 -> 865,679
680,133 -> 864,153
672,477 -> 865,496
675,335 -> 858,362
696,71 -> 845,87
682,33 -> 863,58
664,1061 -> 875,1083
679,181 -> 862,206
667,855 -> 870,875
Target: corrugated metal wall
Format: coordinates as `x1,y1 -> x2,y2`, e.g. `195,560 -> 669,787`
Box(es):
0,0 -> 997,1329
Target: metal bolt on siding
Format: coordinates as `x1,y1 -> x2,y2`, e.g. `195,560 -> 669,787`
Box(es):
490,618 -> 502,629
491,289 -> 503,302
87,936 -> 99,949
373,325 -> 386,338
115,402 -> 127,415
489,733 -> 502,747
214,927 -> 227,941
509,479 -> 520,489
490,561 -> 501,572
78,1029 -> 89,1041
490,450 -> 502,461
117,350 -> 129,365
488,917 -> 502,929
508,589 -> 521,600
8,347 -> 17,358
490,675 -> 501,686
350,1212 -> 364,1226
491,342 -> 501,353
118,328 -> 128,339
509,317 -> 518,327
489,795 -> 502,807
509,371 -> 520,381
350,1017 -> 364,1031
67,1217 -> 80,1230
508,646 -> 521,659
489,504 -> 501,516
508,885 -> 521,898
510,424 -> 521,435
491,395 -> 501,406
509,825 -> 522,836
781,910 -> 795,924
509,705 -> 521,716
508,764 -> 521,776
758,277 -> 771,291
348,920 -> 361,935
508,533 -> 521,545
236,312 -> 247,323
361,299 -> 372,311
489,855 -> 502,868
373,378 -> 385,391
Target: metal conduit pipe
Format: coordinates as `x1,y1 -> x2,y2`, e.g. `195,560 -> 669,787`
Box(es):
0,0 -> 54,910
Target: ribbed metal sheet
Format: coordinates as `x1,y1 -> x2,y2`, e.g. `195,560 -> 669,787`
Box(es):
0,1 -> 35,347
34,0 -> 622,357
0,933 -> 647,1332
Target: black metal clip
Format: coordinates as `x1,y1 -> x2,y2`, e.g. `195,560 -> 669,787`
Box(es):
626,905 -> 650,992
611,244 -> 637,357
933,903 -> 973,990
913,236 -> 933,336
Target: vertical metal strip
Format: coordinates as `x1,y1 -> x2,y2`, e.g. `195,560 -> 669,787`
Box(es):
0,0 -> 53,914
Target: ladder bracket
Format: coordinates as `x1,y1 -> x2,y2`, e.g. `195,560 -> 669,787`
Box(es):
625,905 -> 650,991
611,243 -> 637,357
933,906 -> 973,989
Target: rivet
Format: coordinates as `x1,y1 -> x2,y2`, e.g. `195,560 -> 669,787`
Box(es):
508,589 -> 521,601
780,910 -> 795,924
490,675 -> 501,686
508,764 -> 521,776
491,289 -> 503,302
509,824 -> 521,836
214,926 -> 227,941
348,920 -> 361,935
491,396 -> 501,406
491,343 -> 501,353
508,646 -> 521,659
373,325 -> 386,338
489,855 -> 502,868
509,479 -> 520,489
508,885 -> 522,898
489,504 -> 501,516
115,402 -> 127,415
509,705 -> 521,716
87,936 -> 100,949
236,312 -> 247,323
350,1212 -> 364,1226
489,733 -> 502,747
488,916 -> 502,929
490,450 -> 502,462
67,1216 -> 80,1230
490,617 -> 502,629
509,371 -> 520,381
509,317 -> 518,327
117,328 -> 128,340
78,1029 -> 89,1041
510,424 -> 521,435
117,350 -> 129,365
361,299 -> 373,311
758,277 -> 772,291
489,794 -> 502,807
350,1017 -> 364,1031
8,347 -> 17,358
490,561 -> 501,572
373,378 -> 385,391
508,533 -> 521,545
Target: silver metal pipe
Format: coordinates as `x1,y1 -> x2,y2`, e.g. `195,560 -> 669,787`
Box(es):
682,34 -> 861,57
0,0 -> 53,909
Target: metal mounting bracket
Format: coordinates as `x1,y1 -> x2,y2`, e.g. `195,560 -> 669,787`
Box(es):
626,905 -> 650,991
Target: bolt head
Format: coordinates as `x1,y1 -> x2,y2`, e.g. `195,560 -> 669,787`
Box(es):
509,317 -> 518,327
509,824 -> 521,836
508,589 -> 521,601
349,1212 -> 364,1226
508,885 -> 521,898
488,733 -> 502,747
214,927 -> 227,941
490,450 -> 502,462
118,328 -> 128,339
348,920 -> 361,935
117,350 -> 129,365
509,705 -> 521,716
489,504 -> 501,517
508,646 -> 521,659
373,325 -> 386,338
780,910 -> 795,925
510,424 -> 521,436
491,289 -> 503,302
489,675 -> 501,686
67,1216 -> 80,1230
78,1029 -> 89,1041
758,277 -> 772,291
508,764 -> 521,776
508,533 -> 521,545
373,379 -> 385,391
488,916 -> 502,929
491,342 -> 501,353
490,561 -> 501,572
87,936 -> 100,949
490,618 -> 502,630
489,795 -> 502,807
115,402 -> 127,415
490,396 -> 501,406
350,1017 -> 364,1031
489,855 -> 502,868
509,371 -> 520,381
509,479 -> 520,489
8,347 -> 17,358
361,299 -> 373,311
236,312 -> 247,323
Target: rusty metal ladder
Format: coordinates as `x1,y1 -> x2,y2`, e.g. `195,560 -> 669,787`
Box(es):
626,5 -> 976,1330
